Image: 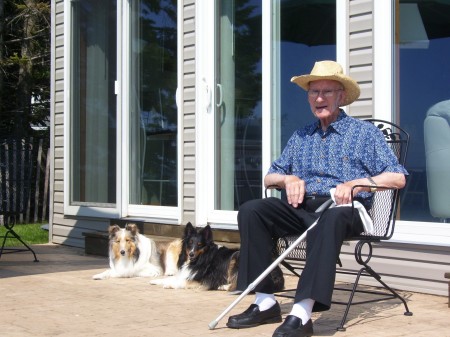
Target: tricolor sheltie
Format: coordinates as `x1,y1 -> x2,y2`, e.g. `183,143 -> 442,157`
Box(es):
151,222 -> 285,291
93,224 -> 163,280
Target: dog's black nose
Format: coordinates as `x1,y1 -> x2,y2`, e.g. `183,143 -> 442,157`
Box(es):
189,252 -> 195,258
120,250 -> 126,256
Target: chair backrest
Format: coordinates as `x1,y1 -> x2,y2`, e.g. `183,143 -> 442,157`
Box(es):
0,138 -> 34,216
356,119 -> 410,240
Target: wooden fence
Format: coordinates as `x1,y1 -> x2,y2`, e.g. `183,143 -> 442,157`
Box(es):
0,137 -> 50,224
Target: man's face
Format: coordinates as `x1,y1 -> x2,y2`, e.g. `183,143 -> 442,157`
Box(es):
307,80 -> 346,123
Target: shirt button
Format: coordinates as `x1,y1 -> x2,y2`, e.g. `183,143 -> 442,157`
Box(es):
317,178 -> 321,183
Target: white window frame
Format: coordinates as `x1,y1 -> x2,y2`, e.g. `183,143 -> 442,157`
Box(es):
124,0 -> 183,224
195,0 -> 216,227
63,0 -> 122,218
373,0 -> 394,122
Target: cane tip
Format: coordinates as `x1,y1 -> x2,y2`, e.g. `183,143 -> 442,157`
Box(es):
208,320 -> 218,330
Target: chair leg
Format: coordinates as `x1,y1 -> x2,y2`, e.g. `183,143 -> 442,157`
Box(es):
364,265 -> 413,316
337,265 -> 413,331
337,240 -> 413,331
337,268 -> 364,331
281,260 -> 302,278
0,221 -> 39,262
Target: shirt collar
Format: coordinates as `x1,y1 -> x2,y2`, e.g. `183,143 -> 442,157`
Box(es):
308,109 -> 348,136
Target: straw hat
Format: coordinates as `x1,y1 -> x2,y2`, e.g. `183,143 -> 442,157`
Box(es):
291,60 -> 360,106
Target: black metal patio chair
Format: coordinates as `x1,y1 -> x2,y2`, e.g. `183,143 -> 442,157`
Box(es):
0,138 -> 39,262
269,119 -> 412,331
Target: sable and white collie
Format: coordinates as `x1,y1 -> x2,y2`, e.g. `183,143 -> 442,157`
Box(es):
93,224 -> 163,280
151,222 -> 285,292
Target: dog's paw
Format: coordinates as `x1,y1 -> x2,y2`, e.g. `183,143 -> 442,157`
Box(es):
164,268 -> 178,276
150,277 -> 180,289
140,271 -> 162,278
218,284 -> 231,291
92,275 -> 101,280
149,278 -> 165,285
92,271 -> 109,280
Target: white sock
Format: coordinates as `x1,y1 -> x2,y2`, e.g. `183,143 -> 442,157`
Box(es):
289,298 -> 315,323
254,292 -> 277,311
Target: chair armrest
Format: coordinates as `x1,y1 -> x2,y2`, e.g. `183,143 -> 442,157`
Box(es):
265,184 -> 282,198
350,184 -> 400,238
350,184 -> 399,210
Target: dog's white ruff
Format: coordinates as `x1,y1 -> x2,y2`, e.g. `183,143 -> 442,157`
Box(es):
93,232 -> 162,280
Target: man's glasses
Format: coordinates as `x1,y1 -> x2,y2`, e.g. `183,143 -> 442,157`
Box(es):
307,89 -> 343,98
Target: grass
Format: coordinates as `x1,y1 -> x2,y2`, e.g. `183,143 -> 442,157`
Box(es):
0,223 -> 49,247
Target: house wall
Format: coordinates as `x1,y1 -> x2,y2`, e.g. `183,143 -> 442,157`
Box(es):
50,0 -> 449,296
348,0 -> 373,119
182,0 -> 197,224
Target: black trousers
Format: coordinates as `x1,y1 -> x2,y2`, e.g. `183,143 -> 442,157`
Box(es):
236,197 -> 364,312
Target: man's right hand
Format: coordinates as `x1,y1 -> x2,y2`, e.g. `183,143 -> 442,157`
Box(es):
284,175 -> 306,208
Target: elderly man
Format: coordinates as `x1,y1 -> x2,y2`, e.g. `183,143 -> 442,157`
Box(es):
226,61 -> 408,337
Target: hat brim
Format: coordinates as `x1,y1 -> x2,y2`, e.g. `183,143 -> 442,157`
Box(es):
291,74 -> 360,106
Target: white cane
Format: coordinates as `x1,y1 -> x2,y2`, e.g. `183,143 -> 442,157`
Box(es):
208,199 -> 333,330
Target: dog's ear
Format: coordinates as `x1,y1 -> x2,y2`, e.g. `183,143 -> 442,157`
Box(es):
201,225 -> 213,243
108,225 -> 121,238
126,223 -> 139,235
184,222 -> 196,238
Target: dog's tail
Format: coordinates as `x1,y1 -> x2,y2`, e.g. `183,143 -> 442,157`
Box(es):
159,239 -> 182,276
271,264 -> 285,292
150,239 -> 162,266
226,251 -> 285,292
227,251 -> 240,292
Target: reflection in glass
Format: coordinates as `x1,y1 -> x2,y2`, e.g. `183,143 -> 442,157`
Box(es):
70,1 -> 117,205
129,0 -> 178,206
396,0 -> 450,222
214,0 -> 336,211
272,0 -> 336,153
215,0 -> 263,210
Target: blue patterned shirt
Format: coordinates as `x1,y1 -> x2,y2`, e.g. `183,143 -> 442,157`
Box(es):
267,110 -> 408,205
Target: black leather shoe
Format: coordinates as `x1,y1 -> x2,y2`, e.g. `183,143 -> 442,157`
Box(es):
272,315 -> 314,337
226,302 -> 282,329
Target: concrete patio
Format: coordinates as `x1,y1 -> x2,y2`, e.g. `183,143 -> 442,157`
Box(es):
1,244 -> 448,337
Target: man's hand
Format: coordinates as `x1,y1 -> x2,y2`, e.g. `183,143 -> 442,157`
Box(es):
284,175 -> 306,208
333,183 -> 355,205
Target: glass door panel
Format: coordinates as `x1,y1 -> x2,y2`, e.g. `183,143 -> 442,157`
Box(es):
396,0 -> 450,222
215,0 -> 263,211
212,0 -> 336,212
70,0 -> 117,205
272,0 -> 336,154
129,0 -> 178,206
